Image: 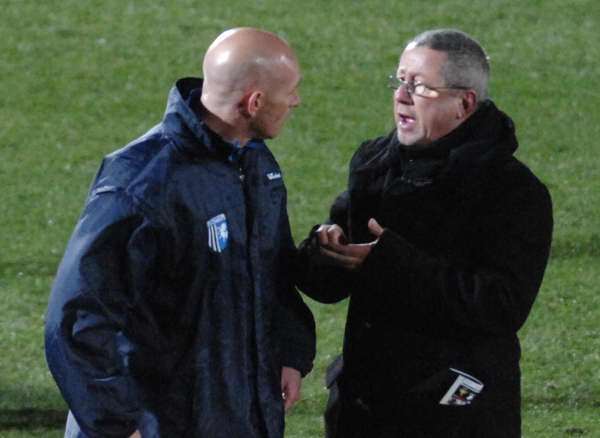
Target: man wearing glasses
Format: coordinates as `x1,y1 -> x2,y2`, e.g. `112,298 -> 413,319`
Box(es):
297,29 -> 553,437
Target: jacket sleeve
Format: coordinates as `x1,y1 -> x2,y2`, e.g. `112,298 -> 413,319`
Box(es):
45,188 -> 162,437
295,190 -> 360,303
295,136 -> 389,303
272,200 -> 316,377
360,180 -> 553,336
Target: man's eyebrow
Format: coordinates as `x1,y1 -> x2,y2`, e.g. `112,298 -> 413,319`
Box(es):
397,68 -> 426,81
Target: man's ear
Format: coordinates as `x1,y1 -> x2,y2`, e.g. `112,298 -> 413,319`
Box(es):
240,90 -> 263,118
458,90 -> 478,119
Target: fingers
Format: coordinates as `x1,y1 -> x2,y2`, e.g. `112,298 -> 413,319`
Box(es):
315,224 -> 331,246
319,247 -> 362,270
329,226 -> 348,245
319,243 -> 374,270
283,383 -> 300,411
368,218 -> 384,237
281,367 -> 302,412
313,221 -> 380,270
315,224 -> 347,247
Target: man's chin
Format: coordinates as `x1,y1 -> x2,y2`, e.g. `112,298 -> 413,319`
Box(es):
396,131 -> 416,146
250,128 -> 275,141
397,131 -> 433,150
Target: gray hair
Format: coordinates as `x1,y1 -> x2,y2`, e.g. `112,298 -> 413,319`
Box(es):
408,29 -> 490,102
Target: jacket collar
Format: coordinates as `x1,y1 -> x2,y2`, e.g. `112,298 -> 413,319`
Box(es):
394,100 -> 518,178
441,100 -> 518,182
161,77 -> 264,162
394,99 -> 516,157
373,100 -> 519,194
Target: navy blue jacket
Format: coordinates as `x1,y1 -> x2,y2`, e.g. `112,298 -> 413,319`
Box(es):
45,78 -> 316,438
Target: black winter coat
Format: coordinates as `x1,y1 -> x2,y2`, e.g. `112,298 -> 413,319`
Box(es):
45,78 -> 315,438
298,100 -> 552,436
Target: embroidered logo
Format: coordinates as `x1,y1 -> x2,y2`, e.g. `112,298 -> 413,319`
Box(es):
266,171 -> 282,180
207,213 -> 228,253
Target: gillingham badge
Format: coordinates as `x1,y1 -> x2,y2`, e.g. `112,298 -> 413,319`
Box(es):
207,213 -> 228,253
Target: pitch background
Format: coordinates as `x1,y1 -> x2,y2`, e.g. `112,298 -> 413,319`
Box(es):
1,1 -> 599,436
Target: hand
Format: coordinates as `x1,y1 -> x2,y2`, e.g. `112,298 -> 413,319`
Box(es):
281,366 -> 302,412
318,219 -> 384,270
315,223 -> 348,247
129,431 -> 141,438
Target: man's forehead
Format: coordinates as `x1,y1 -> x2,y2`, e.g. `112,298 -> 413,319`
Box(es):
396,47 -> 446,75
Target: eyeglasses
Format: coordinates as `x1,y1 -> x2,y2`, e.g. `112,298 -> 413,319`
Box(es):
387,75 -> 470,98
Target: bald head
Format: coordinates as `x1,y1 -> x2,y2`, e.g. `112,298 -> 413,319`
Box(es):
202,28 -> 298,103
199,28 -> 301,145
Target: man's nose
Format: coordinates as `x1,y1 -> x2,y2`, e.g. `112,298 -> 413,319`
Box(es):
395,85 -> 413,104
292,93 -> 301,107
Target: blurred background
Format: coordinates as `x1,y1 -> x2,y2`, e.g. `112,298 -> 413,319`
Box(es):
1,1 -> 599,436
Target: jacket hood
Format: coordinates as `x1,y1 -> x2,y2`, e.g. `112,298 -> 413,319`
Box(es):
161,77 -> 238,161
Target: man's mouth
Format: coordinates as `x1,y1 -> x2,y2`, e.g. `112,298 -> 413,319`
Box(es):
397,113 -> 416,129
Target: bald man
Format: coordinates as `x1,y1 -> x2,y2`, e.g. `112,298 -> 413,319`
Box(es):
45,28 -> 315,438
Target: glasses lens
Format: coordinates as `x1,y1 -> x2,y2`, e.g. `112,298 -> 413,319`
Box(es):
389,76 -> 441,98
414,84 -> 440,98
413,83 -> 428,96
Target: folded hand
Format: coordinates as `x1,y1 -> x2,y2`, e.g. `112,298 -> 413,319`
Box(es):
314,219 -> 383,270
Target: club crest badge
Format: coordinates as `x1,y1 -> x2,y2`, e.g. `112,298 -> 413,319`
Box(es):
207,213 -> 228,253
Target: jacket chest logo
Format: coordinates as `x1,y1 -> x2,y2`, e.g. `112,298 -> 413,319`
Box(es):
207,213 -> 228,253
266,171 -> 281,181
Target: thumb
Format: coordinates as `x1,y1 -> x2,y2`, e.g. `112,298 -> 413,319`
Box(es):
368,218 -> 384,237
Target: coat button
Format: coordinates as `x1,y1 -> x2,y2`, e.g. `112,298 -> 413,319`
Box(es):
364,321 -> 372,329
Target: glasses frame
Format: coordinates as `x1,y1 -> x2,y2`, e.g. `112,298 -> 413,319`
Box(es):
388,75 -> 470,98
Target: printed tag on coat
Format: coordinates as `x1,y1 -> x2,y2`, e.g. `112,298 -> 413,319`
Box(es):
207,213 -> 228,253
439,368 -> 484,406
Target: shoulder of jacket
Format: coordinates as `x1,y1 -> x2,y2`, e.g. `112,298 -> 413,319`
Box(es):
102,126 -> 166,176
350,130 -> 396,166
91,129 -> 177,218
477,157 -> 552,220
503,157 -> 550,195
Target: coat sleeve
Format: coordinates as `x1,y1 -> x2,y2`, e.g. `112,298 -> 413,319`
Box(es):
45,188 -> 162,437
360,179 -> 553,336
295,190 -> 360,303
295,136 -> 389,303
272,197 -> 316,377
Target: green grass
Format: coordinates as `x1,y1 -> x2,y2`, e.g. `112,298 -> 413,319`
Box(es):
1,0 -> 599,436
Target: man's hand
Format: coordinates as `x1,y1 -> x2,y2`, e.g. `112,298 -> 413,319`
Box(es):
315,219 -> 384,270
281,366 -> 302,412
129,431 -> 141,438
315,223 -> 348,247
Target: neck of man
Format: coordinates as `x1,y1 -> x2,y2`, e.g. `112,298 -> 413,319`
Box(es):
200,96 -> 251,147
